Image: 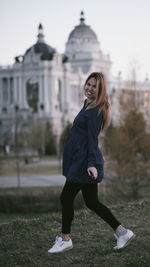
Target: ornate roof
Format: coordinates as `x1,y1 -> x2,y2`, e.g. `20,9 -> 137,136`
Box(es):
24,24 -> 56,58
66,11 -> 99,46
25,42 -> 55,56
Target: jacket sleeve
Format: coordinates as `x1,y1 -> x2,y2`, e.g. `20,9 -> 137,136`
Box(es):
87,109 -> 103,168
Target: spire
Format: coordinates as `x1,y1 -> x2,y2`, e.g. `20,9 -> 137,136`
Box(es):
37,23 -> 45,43
80,11 -> 85,25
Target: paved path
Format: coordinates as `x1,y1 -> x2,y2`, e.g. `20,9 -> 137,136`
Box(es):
0,174 -> 66,188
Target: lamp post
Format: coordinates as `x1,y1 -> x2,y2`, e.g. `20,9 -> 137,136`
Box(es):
14,104 -> 20,188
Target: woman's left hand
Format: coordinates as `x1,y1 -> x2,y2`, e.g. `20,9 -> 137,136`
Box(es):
87,167 -> 98,180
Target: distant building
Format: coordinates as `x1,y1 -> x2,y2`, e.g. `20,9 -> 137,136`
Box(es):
0,11 -> 150,149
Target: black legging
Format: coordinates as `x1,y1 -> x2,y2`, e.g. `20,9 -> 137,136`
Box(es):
60,181 -> 121,234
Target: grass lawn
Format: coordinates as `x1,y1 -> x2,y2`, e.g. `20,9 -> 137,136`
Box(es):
0,164 -> 61,176
0,156 -> 61,176
0,198 -> 149,266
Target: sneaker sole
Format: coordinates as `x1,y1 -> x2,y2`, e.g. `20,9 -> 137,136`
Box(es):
114,234 -> 136,250
48,245 -> 73,253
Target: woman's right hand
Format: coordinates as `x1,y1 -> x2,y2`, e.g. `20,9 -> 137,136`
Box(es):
103,156 -> 106,162
87,167 -> 98,180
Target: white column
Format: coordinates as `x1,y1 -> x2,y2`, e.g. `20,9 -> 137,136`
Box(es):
7,77 -> 11,105
13,76 -> 17,104
63,66 -> 71,113
23,77 -> 27,107
49,74 -> 56,116
43,72 -> 50,113
42,75 -> 45,102
37,74 -> 43,116
19,76 -> 22,106
16,77 -> 19,103
22,76 -> 28,108
0,78 -> 2,113
40,74 -> 45,113
48,75 -> 52,115
10,77 -> 13,104
39,75 -> 43,103
47,73 -> 52,114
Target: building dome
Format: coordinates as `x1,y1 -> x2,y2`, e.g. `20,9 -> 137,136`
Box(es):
65,11 -> 100,57
25,42 -> 55,55
24,24 -> 56,60
68,12 -> 98,44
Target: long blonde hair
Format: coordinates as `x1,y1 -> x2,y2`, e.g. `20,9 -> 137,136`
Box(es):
84,72 -> 110,130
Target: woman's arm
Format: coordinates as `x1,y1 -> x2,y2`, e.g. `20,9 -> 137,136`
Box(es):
87,108 -> 103,169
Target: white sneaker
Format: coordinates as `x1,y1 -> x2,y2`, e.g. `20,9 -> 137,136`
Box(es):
48,236 -> 73,253
114,229 -> 136,249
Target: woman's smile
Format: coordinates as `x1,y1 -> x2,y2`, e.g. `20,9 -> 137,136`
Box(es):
84,77 -> 97,100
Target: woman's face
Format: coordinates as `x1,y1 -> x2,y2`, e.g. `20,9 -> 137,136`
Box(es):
84,77 -> 97,102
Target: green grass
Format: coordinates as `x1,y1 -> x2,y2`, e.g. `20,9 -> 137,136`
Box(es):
0,199 -> 149,266
0,164 -> 61,176
0,163 -> 61,176
0,186 -> 85,215
0,183 -> 149,215
0,155 -> 61,176
0,212 -> 43,224
0,155 -> 58,161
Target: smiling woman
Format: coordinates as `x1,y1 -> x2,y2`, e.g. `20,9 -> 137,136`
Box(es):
84,77 -> 97,101
48,72 -> 136,253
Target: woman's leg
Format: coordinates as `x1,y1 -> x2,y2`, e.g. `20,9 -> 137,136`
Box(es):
81,183 -> 121,230
60,181 -> 81,236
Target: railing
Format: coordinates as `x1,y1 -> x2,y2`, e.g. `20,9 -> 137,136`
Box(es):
0,65 -> 13,70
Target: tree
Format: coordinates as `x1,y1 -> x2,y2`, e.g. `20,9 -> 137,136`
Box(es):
25,120 -> 56,156
104,90 -> 150,198
44,122 -> 56,155
27,120 -> 46,156
59,121 -> 72,158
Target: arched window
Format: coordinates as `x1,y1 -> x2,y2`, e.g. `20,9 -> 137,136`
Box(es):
26,78 -> 39,113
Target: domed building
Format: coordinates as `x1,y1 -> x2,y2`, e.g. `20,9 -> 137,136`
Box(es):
0,11 -> 149,152
0,22 -> 73,148
23,23 -> 56,63
65,11 -> 112,79
66,11 -> 101,60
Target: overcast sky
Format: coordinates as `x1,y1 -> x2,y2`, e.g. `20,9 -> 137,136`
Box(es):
0,0 -> 150,80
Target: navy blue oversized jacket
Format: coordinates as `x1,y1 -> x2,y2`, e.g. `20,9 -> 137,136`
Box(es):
62,99 -> 104,183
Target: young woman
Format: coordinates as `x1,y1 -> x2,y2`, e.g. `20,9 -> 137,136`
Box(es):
48,72 -> 135,253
